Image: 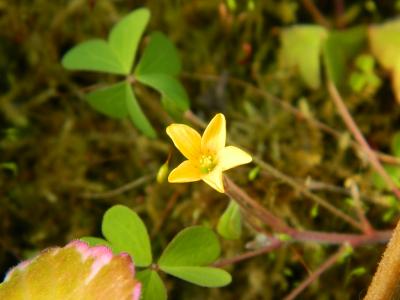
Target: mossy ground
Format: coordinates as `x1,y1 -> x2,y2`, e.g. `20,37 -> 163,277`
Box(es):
1,1 -> 400,299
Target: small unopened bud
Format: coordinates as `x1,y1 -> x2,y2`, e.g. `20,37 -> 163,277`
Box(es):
157,162 -> 169,183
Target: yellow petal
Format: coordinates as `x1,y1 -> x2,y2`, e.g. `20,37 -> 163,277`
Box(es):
201,113 -> 226,154
166,124 -> 201,160
202,168 -> 224,193
218,146 -> 252,171
168,160 -> 202,183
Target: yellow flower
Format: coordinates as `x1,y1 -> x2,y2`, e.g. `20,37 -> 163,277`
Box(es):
166,113 -> 252,193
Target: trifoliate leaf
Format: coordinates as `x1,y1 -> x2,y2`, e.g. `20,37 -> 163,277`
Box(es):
137,73 -> 189,112
109,8 -> 150,74
125,86 -> 157,138
280,25 -> 327,89
62,40 -> 126,75
322,26 -> 366,87
135,32 -> 181,76
85,81 -> 130,118
86,81 -> 156,138
62,8 -> 150,75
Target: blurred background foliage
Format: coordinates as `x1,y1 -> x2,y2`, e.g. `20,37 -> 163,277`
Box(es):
2,0 -> 400,299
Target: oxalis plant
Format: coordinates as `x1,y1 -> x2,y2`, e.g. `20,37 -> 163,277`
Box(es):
81,205 -> 231,300
61,8 -> 189,138
3,5 -> 400,300
0,7 -> 235,300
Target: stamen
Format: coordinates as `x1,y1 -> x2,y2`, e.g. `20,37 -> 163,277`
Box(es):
199,154 -> 216,174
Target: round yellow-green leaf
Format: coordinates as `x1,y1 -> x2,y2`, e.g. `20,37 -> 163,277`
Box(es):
160,266 -> 231,287
102,205 -> 153,267
62,40 -> 126,75
135,31 -> 181,76
158,226 -> 220,267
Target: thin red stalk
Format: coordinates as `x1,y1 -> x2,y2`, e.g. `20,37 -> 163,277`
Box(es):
213,239 -> 282,268
224,177 -> 293,233
349,181 -> 375,234
211,230 -> 390,272
328,81 -> 400,200
283,246 -> 346,300
151,190 -> 180,237
225,175 -> 391,246
334,0 -> 346,28
252,157 -> 364,231
300,0 -> 331,28
292,230 -> 391,246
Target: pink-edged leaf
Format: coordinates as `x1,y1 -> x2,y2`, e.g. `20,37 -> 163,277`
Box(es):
0,241 -> 141,300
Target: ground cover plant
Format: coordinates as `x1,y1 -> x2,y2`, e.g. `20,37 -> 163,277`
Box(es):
2,1 -> 400,299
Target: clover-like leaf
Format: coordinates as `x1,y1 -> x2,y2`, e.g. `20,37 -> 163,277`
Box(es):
280,25 -> 327,89
125,85 -> 157,138
217,200 -> 242,240
62,8 -> 150,75
86,81 -> 130,118
109,8 -> 150,74
135,32 -> 181,76
137,73 -> 189,113
0,241 -> 141,300
102,205 -> 152,267
62,40 -> 127,75
86,81 -> 156,137
137,270 -> 167,300
158,226 -> 220,267
159,266 -> 231,287
369,19 -> 400,103
157,226 -> 230,288
322,26 -> 366,87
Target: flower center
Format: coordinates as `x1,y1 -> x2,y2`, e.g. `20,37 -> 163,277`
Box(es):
199,154 -> 216,174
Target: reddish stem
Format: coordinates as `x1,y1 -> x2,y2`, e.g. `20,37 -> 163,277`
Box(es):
213,239 -> 283,268
301,0 -> 331,28
328,81 -> 400,200
284,246 -> 346,300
